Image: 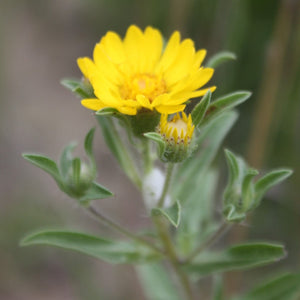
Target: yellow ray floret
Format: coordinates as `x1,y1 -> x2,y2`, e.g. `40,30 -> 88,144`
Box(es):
78,25 -> 216,115
159,112 -> 195,146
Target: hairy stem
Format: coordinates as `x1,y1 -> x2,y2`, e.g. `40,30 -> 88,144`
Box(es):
153,215 -> 195,300
142,138 -> 153,175
87,205 -> 163,255
158,163 -> 175,208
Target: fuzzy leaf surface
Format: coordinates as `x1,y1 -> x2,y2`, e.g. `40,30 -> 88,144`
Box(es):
184,242 -> 285,276
21,230 -> 160,264
206,51 -> 237,68
136,264 -> 180,300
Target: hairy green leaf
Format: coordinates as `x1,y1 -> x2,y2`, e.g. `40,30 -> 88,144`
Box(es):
201,91 -> 251,128
174,111 -> 238,200
206,51 -> 237,68
254,169 -> 293,207
59,143 -> 77,179
21,230 -> 160,264
191,90 -> 212,127
233,272 -> 300,300
151,200 -> 181,228
23,154 -> 63,188
136,264 -> 180,300
61,78 -> 93,98
96,116 -> 141,188
79,182 -> 113,203
185,242 -> 285,276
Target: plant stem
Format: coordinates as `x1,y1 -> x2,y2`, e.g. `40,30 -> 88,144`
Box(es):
185,221 -> 232,263
87,205 -> 164,255
153,215 -> 195,300
142,138 -> 153,175
158,163 -> 174,208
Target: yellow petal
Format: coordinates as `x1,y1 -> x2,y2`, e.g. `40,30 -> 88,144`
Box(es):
171,68 -> 214,95
188,68 -> 214,91
123,25 -> 145,73
81,99 -> 106,111
162,95 -> 187,106
193,49 -> 207,70
101,31 -> 126,64
163,39 -> 195,86
117,106 -> 137,115
93,43 -> 122,84
155,104 -> 186,114
121,99 -> 141,108
155,31 -> 180,73
189,86 -> 217,98
151,93 -> 170,107
136,94 -> 153,110
143,27 -> 163,72
77,57 -> 98,80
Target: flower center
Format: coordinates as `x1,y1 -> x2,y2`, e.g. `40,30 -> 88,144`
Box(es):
120,73 -> 167,102
168,119 -> 188,136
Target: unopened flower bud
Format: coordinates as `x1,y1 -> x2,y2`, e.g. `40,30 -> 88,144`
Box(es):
157,112 -> 195,163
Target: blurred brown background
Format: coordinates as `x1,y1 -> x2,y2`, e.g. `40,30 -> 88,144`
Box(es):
0,0 -> 299,299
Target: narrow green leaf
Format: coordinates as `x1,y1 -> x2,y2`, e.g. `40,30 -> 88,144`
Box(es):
61,78 -> 93,98
79,182 -> 113,203
136,263 -> 180,300
84,127 -> 96,159
234,272 -> 300,300
96,116 -> 141,188
21,230 -> 161,264
191,90 -> 212,127
59,142 -> 77,179
242,169 -> 259,196
241,169 -> 259,211
206,51 -> 237,68
23,154 -> 63,187
224,149 -> 241,187
60,79 -> 95,98
223,150 -> 259,220
176,170 -> 218,254
201,91 -> 251,128
224,204 -> 246,222
184,242 -> 285,276
151,200 -> 181,228
72,158 -> 81,187
174,111 -> 238,200
144,132 -> 166,158
254,169 -> 293,205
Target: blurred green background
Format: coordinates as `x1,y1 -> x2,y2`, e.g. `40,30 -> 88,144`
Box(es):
0,0 -> 299,299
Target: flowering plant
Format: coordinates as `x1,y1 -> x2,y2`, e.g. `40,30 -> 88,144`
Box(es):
22,26 -> 296,299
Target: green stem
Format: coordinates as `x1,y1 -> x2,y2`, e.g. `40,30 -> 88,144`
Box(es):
87,205 -> 164,255
158,163 -> 175,208
142,138 -> 153,175
185,221 -> 232,263
153,215 -> 195,300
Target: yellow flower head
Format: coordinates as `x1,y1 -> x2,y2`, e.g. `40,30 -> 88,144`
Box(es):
78,25 -> 216,116
159,112 -> 194,145
157,112 -> 195,162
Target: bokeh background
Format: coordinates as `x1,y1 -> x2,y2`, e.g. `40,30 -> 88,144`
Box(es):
1,0 -> 299,299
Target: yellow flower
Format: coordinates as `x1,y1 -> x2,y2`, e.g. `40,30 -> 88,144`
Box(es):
78,25 -> 216,116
